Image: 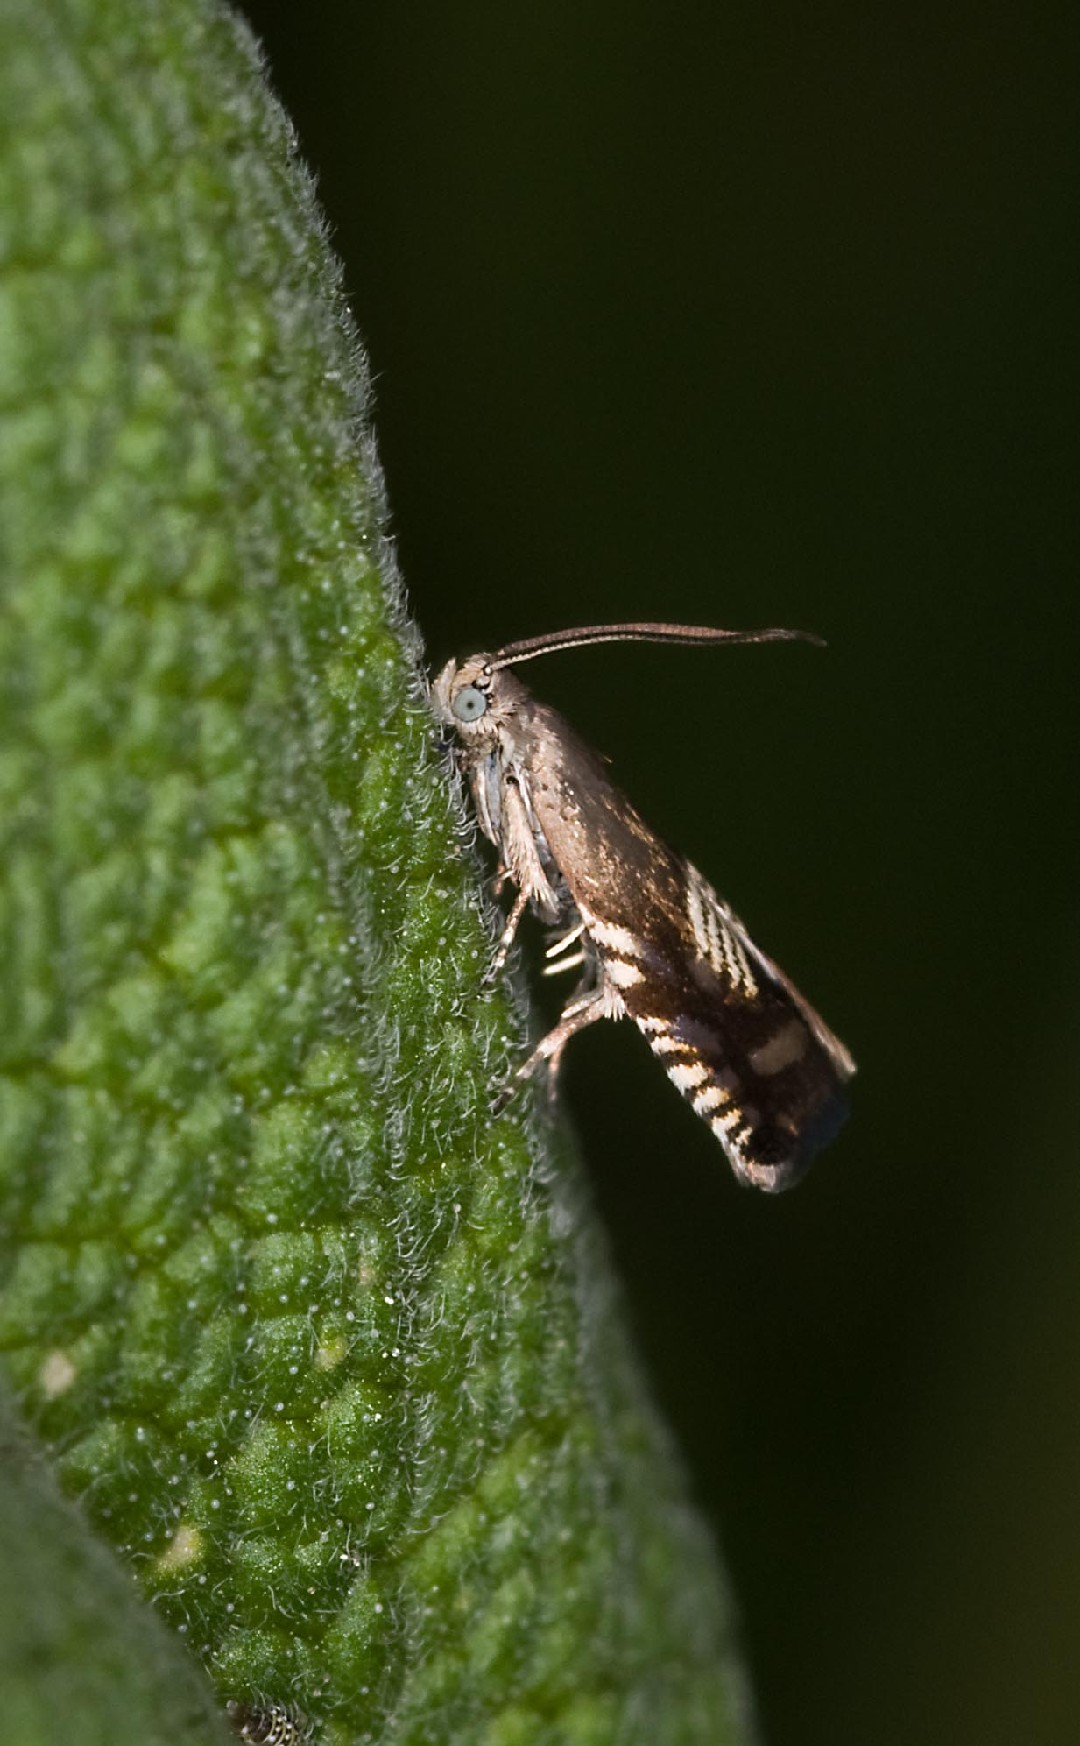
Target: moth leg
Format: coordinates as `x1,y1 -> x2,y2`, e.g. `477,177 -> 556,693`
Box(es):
542,919 -> 587,978
544,919 -> 585,957
492,979 -> 622,1114
529,991 -> 607,1097
543,949 -> 587,978
484,885 -> 529,983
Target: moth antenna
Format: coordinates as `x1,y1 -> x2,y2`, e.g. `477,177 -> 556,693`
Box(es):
490,622 -> 823,668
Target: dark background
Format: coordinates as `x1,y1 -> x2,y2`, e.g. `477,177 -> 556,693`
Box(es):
237,5 -> 1079,1742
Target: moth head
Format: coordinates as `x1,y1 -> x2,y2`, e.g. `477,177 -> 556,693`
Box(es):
432,653 -> 525,745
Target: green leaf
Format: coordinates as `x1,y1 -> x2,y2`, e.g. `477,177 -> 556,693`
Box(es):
0,1 -> 751,1740
0,1387 -> 232,1746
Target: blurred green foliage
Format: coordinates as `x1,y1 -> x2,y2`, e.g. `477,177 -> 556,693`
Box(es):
0,1387 -> 231,1746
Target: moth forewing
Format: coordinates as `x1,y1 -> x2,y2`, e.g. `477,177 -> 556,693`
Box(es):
432,624 -> 854,1188
521,745 -> 851,1190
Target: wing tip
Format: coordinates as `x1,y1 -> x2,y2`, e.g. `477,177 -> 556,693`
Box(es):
730,1091 -> 851,1193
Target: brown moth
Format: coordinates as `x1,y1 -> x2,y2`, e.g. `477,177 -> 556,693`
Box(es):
433,622 -> 854,1191
227,1701 -> 312,1746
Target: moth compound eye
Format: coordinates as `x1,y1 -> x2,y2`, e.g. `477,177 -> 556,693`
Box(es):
453,685 -> 487,723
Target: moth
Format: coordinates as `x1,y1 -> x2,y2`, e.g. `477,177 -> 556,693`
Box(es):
433,622 -> 855,1191
227,1702 -> 311,1746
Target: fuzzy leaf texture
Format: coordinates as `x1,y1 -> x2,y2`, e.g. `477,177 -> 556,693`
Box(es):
0,2 -> 752,1742
0,1385 -> 232,1746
